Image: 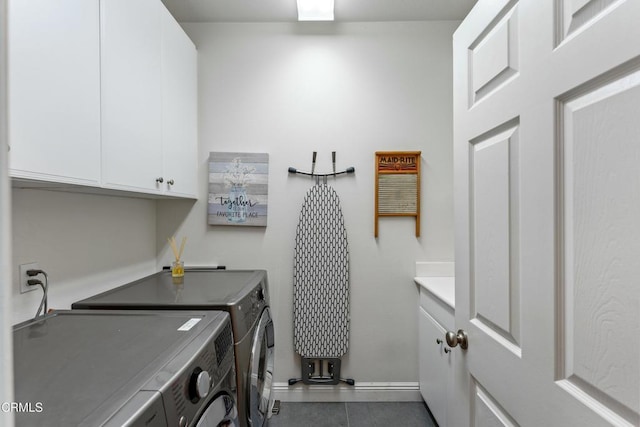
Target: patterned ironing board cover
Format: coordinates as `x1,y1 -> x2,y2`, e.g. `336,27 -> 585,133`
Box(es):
293,184 -> 350,358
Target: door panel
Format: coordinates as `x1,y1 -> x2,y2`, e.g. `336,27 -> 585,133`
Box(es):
454,0 -> 639,425
468,2 -> 519,106
470,121 -> 521,349
557,67 -> 640,423
557,0 -> 625,45
473,381 -> 519,427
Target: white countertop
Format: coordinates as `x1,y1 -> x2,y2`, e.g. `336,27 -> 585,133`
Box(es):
414,276 -> 455,309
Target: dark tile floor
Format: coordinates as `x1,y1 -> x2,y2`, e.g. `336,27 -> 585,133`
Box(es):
268,401 -> 438,427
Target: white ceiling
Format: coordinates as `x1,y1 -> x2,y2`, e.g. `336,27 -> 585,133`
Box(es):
161,0 -> 478,23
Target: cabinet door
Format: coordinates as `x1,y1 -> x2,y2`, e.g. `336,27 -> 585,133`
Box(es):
160,5 -> 197,198
8,0 -> 100,185
418,306 -> 450,427
100,0 -> 162,193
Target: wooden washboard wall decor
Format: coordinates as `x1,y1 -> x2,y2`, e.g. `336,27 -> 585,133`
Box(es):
374,151 -> 421,237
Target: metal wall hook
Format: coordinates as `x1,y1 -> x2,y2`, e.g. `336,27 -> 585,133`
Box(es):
288,166 -> 355,178
311,151 -> 317,175
332,151 -> 336,176
288,151 -> 355,180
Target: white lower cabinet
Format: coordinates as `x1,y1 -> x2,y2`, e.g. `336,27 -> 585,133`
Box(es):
418,286 -> 454,427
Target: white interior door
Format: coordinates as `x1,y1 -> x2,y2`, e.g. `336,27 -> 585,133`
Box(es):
453,1 -> 639,426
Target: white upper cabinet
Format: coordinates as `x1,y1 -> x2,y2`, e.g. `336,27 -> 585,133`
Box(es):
160,5 -> 197,198
100,0 -> 164,194
8,0 -> 101,185
8,0 -> 197,199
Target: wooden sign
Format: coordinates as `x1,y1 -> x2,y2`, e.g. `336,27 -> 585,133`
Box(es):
375,151 -> 421,237
208,152 -> 269,227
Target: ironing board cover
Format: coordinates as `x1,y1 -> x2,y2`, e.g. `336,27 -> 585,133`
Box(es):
293,184 -> 350,358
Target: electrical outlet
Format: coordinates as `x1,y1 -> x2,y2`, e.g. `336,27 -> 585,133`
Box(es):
19,262 -> 40,294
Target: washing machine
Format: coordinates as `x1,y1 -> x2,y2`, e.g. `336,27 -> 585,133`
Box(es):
73,269 -> 275,427
13,310 -> 238,426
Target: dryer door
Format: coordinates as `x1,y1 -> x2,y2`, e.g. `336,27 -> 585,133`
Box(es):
194,393 -> 238,427
248,307 -> 275,426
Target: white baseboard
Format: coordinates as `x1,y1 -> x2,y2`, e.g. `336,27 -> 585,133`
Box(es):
272,382 -> 421,402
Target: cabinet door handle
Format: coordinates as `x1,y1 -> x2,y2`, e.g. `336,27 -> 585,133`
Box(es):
156,177 -> 164,184
167,179 -> 175,186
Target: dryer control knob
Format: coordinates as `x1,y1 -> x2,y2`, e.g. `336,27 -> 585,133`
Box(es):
189,368 -> 211,402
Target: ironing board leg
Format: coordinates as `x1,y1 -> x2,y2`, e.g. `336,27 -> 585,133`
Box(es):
288,357 -> 354,386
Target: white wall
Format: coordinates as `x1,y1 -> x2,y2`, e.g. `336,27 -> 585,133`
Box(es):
157,21 -> 457,397
6,19 -> 457,403
1,0 -> 15,423
11,189 -> 158,324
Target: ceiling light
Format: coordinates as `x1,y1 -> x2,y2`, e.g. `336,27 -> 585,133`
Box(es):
297,0 -> 334,21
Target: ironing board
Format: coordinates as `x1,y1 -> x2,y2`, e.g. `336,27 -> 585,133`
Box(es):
292,183 -> 352,385
293,183 -> 349,357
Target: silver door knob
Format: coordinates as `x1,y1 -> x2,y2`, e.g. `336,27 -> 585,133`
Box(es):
445,329 -> 469,350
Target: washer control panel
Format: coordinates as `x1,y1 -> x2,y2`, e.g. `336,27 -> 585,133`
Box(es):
160,314 -> 235,426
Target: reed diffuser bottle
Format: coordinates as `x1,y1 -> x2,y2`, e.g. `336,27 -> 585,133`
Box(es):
168,236 -> 186,278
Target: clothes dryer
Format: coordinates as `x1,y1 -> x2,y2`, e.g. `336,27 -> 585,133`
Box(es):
14,310 -> 238,427
73,269 -> 274,427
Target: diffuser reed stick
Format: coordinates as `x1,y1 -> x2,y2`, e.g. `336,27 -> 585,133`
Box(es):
168,236 -> 187,261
